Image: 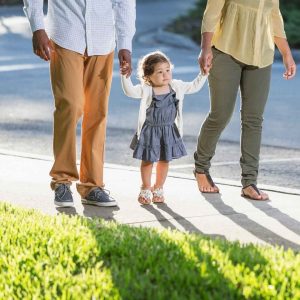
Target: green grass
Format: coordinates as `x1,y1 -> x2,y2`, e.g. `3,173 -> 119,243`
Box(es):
0,202 -> 300,299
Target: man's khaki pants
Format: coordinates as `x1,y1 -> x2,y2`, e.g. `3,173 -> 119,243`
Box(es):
49,42 -> 114,197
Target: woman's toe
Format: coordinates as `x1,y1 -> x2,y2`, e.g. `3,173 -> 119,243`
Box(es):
261,192 -> 269,200
251,190 -> 261,200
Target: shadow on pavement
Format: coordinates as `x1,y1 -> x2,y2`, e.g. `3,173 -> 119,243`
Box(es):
82,204 -> 120,221
56,206 -> 78,216
248,200 -> 300,237
156,203 -> 225,240
142,203 -> 225,240
202,193 -> 300,251
141,204 -> 177,230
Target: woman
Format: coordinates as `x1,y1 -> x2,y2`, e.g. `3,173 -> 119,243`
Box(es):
195,0 -> 296,200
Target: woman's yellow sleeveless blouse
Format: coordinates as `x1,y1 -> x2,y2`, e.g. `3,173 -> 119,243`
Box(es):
201,0 -> 286,67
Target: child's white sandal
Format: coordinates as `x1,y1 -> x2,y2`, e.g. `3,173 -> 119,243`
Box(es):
152,187 -> 165,203
138,189 -> 152,205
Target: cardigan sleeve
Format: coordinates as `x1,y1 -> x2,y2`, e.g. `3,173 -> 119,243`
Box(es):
121,75 -> 143,99
272,1 -> 286,39
201,0 -> 225,33
176,73 -> 207,95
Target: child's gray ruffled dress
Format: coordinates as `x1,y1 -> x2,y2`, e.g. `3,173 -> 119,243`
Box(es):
130,89 -> 187,162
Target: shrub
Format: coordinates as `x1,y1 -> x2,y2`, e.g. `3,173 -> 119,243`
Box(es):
0,0 -> 21,5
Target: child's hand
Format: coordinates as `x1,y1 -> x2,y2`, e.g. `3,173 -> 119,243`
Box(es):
120,61 -> 130,76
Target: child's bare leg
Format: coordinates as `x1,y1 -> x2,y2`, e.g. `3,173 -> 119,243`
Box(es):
141,160 -> 153,189
154,160 -> 169,188
153,160 -> 169,203
139,160 -> 153,204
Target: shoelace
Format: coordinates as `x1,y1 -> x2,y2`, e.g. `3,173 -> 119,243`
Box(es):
60,184 -> 72,197
94,188 -> 114,201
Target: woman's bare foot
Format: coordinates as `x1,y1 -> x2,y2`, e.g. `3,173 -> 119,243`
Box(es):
195,172 -> 219,193
241,184 -> 269,201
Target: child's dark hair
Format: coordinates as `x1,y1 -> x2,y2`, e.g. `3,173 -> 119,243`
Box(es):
137,51 -> 173,85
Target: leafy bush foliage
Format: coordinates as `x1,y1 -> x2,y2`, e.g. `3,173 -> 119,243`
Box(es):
0,0 -> 21,4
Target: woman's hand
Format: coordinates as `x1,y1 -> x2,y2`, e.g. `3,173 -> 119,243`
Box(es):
274,37 -> 297,80
198,47 -> 213,75
282,53 -> 296,80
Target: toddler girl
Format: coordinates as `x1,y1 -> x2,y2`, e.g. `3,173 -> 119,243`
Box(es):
121,51 -> 206,204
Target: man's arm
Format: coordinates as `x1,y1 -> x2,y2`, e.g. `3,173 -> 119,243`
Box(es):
23,0 -> 44,33
23,0 -> 53,61
113,0 -> 136,77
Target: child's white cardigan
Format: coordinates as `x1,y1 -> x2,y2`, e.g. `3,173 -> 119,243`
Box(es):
121,73 -> 207,138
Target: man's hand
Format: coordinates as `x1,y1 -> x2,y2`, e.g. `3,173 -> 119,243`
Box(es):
118,49 -> 132,77
32,29 -> 53,61
198,47 -> 213,76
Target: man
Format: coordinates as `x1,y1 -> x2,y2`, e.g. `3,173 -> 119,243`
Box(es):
23,0 -> 136,207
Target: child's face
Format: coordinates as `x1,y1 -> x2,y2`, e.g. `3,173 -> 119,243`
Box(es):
148,62 -> 172,87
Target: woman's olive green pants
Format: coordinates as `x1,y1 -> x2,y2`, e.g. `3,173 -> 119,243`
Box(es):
194,48 -> 272,187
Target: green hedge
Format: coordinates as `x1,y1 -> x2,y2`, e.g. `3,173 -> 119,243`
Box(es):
0,0 -> 21,4
167,0 -> 300,49
0,202 -> 300,299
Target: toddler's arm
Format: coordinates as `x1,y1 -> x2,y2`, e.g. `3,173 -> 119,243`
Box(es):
121,75 -> 143,99
178,73 -> 207,95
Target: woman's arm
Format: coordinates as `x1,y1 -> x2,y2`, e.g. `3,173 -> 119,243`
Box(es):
199,32 -> 214,75
178,73 -> 207,95
274,37 -> 296,80
121,75 -> 143,99
272,1 -> 296,80
198,0 -> 225,75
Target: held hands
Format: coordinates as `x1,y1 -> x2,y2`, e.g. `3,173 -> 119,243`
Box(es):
119,49 -> 132,77
282,53 -> 296,80
32,29 -> 53,61
198,47 -> 213,76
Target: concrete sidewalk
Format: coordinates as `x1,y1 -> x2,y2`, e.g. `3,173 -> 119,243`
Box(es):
0,150 -> 300,251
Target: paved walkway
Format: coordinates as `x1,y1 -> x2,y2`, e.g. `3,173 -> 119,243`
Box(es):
0,150 -> 300,251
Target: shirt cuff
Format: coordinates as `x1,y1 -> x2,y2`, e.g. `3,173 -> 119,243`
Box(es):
29,17 -> 45,33
274,30 -> 286,39
117,37 -> 132,53
201,19 -> 217,34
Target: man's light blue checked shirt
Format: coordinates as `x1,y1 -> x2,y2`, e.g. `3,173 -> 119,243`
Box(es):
23,0 -> 136,56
